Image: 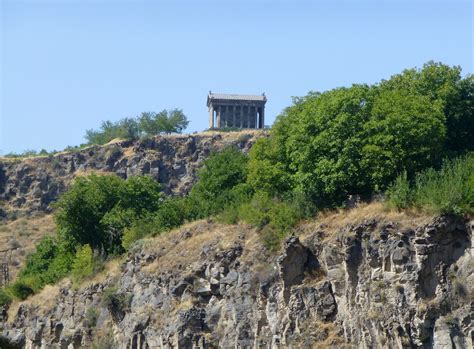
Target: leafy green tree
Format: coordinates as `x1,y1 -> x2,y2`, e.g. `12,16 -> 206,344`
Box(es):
273,85 -> 375,205
247,137 -> 293,196
361,88 -> 446,187
17,237 -> 75,290
85,109 -> 189,145
189,147 -> 251,216
165,109 -> 189,133
54,174 -> 162,254
380,61 -> 474,155
139,109 -> 189,135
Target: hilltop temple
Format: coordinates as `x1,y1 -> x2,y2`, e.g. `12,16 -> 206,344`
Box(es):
207,92 -> 267,129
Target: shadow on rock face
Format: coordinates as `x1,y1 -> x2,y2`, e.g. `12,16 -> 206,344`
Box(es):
0,336 -> 23,349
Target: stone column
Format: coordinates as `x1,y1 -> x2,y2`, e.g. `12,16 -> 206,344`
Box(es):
247,105 -> 251,128
217,106 -> 221,128
239,105 -> 243,128
233,106 -> 236,127
209,106 -> 214,129
231,105 -> 235,128
259,107 -> 265,129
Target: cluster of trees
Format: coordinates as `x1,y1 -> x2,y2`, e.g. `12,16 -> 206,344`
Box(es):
2,61 -> 473,304
248,61 -> 473,207
85,109 -> 189,145
2,175 -> 164,299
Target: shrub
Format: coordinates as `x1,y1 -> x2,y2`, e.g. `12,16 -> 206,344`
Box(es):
413,155 -> 473,215
18,237 -> 74,291
386,171 -> 413,210
71,245 -> 95,283
189,147 -> 250,217
152,197 -> 188,232
101,288 -> 131,322
0,288 -> 12,307
9,280 -> 34,300
387,154 -> 474,215
85,307 -> 99,328
238,192 -> 302,250
122,197 -> 189,250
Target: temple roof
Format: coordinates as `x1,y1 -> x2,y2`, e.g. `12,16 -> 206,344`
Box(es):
207,92 -> 267,105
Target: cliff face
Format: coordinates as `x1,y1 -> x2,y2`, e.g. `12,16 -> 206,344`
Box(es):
0,131 -> 263,215
1,207 -> 472,348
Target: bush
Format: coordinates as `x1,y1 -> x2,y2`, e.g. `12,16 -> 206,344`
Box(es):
413,155 -> 473,215
9,280 -> 34,300
385,171 -> 413,210
0,288 -> 12,307
122,197 -> 189,250
54,174 -> 162,255
71,245 -> 95,283
387,154 -> 474,215
189,147 -> 250,217
85,307 -> 99,328
236,192 -> 304,250
17,237 -> 74,292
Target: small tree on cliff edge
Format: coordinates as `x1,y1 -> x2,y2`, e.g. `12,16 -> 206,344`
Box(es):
139,109 -> 189,135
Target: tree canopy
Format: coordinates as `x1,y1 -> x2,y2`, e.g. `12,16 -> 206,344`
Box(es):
54,174 -> 162,254
85,109 -> 189,145
248,61 -> 473,206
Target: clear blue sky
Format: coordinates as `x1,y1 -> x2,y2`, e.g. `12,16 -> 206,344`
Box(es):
1,0 -> 472,154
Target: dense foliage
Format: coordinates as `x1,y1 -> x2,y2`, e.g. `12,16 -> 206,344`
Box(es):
188,147 -> 252,217
54,174 -> 162,254
6,174 -> 163,296
387,154 -> 474,215
247,62 -> 473,207
85,109 -> 189,145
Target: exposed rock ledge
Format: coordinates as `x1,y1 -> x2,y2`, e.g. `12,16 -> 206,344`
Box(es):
1,212 -> 472,348
0,131 -> 265,215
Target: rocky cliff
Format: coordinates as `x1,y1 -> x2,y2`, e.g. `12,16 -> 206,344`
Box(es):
0,131 -> 264,216
1,204 -> 472,348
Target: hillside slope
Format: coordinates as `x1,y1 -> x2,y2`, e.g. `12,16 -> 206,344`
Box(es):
0,131 -> 265,283
0,131 -> 265,215
1,204 -> 472,348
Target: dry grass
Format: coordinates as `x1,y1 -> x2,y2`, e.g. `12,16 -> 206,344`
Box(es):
299,202 -> 433,243
7,280 -> 68,323
312,327 -> 347,348
317,202 -> 429,231
0,214 -> 56,280
122,146 -> 136,158
73,168 -> 109,178
141,220 -> 249,275
77,258 -> 122,289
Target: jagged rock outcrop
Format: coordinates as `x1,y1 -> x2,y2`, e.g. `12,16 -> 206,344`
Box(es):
1,214 -> 472,348
0,131 -> 263,215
